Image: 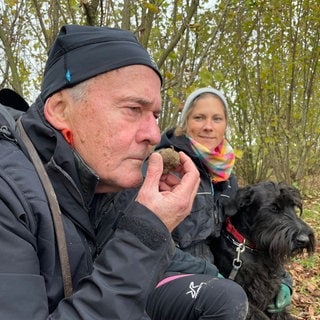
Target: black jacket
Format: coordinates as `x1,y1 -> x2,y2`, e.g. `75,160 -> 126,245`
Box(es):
155,128 -> 238,264
0,99 -> 175,319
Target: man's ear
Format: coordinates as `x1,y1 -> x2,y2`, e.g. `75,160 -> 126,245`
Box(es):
44,91 -> 75,146
44,91 -> 69,130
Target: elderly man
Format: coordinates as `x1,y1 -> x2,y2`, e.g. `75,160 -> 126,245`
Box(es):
0,25 -> 247,319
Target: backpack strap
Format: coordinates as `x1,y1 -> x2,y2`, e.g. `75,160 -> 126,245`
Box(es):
16,118 -> 73,297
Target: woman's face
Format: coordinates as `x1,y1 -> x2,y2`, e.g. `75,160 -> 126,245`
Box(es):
186,94 -> 227,150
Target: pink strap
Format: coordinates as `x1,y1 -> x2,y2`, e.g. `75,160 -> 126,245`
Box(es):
156,274 -> 193,288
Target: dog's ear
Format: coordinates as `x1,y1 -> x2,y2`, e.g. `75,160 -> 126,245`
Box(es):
236,185 -> 256,209
222,185 -> 254,216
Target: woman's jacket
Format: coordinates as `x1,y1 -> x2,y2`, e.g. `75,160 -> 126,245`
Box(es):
155,128 -> 238,264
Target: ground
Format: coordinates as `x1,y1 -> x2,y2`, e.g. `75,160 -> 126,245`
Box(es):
288,196 -> 320,319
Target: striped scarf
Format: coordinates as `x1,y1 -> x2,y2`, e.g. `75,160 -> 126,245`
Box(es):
188,137 -> 235,183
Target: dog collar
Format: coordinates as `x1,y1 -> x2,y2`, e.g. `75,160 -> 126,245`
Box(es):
225,217 -> 256,250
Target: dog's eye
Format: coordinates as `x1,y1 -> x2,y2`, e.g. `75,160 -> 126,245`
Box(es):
271,205 -> 279,213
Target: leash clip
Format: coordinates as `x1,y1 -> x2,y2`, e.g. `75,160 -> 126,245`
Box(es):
232,241 -> 245,268
229,241 -> 246,280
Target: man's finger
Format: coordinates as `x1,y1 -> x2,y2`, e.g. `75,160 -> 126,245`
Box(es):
140,152 -> 163,193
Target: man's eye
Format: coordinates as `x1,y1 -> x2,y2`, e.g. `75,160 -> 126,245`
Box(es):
127,106 -> 141,114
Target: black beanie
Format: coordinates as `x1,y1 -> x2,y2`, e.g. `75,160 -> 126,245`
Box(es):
41,25 -> 162,101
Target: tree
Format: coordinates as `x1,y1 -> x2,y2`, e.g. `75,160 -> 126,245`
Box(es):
214,0 -> 320,186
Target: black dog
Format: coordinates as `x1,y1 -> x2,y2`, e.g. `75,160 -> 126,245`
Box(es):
212,181 -> 316,320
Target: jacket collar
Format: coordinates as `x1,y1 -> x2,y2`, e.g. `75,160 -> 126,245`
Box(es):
21,99 -> 99,238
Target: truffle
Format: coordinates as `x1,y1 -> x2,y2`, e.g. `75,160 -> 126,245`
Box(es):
157,147 -> 180,174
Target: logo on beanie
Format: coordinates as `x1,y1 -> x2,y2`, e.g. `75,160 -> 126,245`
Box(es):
65,69 -> 72,83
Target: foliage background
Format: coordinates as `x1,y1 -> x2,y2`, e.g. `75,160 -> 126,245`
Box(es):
1,0 -> 320,189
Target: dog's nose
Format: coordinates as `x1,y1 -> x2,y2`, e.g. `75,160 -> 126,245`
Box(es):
296,234 -> 310,247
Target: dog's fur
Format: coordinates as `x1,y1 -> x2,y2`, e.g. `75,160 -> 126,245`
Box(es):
212,181 -> 316,320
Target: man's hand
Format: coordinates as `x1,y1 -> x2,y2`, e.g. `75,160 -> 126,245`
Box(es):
267,283 -> 291,313
136,151 -> 200,232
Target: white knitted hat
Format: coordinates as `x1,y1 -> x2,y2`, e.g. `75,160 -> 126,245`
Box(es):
180,87 -> 228,123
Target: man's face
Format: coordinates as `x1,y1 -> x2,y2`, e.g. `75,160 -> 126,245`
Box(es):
66,65 -> 162,192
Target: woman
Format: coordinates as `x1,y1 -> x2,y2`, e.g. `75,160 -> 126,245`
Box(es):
154,87 -> 292,315
155,87 -> 236,263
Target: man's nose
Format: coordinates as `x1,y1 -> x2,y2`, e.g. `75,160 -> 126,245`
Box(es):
138,115 -> 161,145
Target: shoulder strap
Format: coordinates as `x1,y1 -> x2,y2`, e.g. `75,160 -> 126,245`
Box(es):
16,118 -> 73,297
